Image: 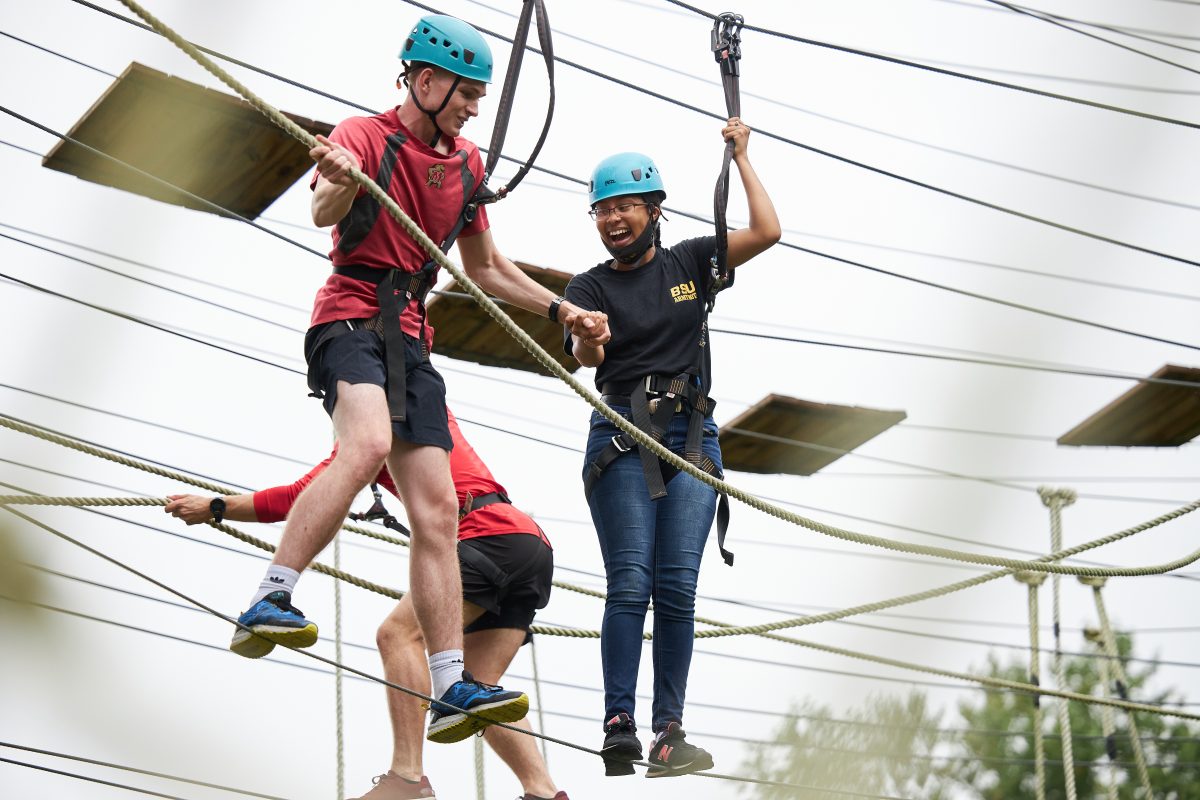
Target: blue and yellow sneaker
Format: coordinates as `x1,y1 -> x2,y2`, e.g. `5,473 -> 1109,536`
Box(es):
229,590 -> 318,659
425,670 -> 529,744
645,722 -> 713,778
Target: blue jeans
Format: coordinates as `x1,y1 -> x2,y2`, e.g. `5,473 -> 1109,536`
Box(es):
583,405 -> 721,732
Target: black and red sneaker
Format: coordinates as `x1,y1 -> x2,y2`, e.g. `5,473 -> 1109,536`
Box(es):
645,722 -> 713,778
601,713 -> 641,776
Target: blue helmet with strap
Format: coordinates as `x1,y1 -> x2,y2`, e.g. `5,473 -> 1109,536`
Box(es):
588,152 -> 666,206
401,14 -> 493,84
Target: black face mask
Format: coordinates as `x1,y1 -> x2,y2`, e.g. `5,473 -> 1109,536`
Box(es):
604,212 -> 659,265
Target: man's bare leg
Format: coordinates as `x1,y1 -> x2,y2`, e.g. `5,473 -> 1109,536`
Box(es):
384,441 -> 462,656
375,598 -> 488,781
274,382 -> 391,571
468,628 -> 559,798
232,382 -> 392,658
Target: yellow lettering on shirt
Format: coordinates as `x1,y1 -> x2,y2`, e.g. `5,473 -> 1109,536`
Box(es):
670,280 -> 697,303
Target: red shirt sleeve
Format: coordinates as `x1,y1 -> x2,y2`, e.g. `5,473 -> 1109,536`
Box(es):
252,453 -> 336,523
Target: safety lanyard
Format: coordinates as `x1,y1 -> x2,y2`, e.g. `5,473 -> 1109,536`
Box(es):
707,11 -> 743,311
438,0 -> 556,256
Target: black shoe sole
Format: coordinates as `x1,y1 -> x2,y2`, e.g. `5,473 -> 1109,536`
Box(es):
645,752 -> 714,778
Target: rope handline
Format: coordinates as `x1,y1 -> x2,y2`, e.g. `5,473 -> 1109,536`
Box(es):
6,493 -> 1200,721
5,409 -> 1199,581
3,406 -> 1199,625
1,504 -> 892,796
0,755 -> 192,800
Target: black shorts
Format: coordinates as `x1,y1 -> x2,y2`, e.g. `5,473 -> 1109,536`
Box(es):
304,320 -> 451,451
460,533 -> 554,643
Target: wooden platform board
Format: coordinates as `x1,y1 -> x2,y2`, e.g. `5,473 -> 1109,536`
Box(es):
720,393 -> 906,475
43,62 -> 332,219
426,261 -> 579,376
1058,364 -> 1200,447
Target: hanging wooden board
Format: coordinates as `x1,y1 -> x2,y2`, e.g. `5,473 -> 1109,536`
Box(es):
1058,364 -> 1200,447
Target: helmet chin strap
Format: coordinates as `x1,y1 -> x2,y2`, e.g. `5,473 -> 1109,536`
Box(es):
605,215 -> 659,265
406,68 -> 462,148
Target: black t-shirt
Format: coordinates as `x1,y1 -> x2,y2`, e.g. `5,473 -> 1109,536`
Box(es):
564,236 -> 721,393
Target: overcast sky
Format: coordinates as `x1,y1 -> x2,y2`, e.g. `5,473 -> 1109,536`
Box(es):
2,0 -> 1200,798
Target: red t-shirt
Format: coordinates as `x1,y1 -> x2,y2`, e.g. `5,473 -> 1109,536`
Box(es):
309,108 -> 490,347
252,410 -> 549,546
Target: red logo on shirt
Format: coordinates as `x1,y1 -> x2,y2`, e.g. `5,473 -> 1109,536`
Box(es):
427,164 -> 446,189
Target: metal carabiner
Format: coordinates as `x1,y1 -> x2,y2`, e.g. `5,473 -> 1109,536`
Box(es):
711,12 -> 744,76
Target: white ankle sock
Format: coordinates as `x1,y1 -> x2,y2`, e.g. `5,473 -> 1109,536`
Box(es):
251,565 -> 300,606
428,649 -> 465,698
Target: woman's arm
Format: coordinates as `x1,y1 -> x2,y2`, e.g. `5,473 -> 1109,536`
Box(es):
722,118 -> 782,269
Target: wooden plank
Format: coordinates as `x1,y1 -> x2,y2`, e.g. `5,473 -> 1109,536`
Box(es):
720,393 -> 906,475
1058,364 -> 1200,447
425,261 -> 579,375
43,62 -> 332,219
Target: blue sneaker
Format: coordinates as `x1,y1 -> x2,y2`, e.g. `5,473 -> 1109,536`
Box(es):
229,590 -> 318,659
425,670 -> 529,744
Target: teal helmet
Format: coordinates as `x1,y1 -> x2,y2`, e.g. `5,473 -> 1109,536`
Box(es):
401,14 -> 493,83
588,152 -> 666,206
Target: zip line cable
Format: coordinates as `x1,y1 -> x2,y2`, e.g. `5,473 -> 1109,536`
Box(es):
0,231 -> 306,334
932,0 -> 1200,44
0,220 -> 312,314
975,0 -> 1200,58
659,0 -> 1200,130
0,742 -> 288,800
983,0 -> 1200,77
0,30 -> 117,77
0,756 -> 192,800
60,0 -> 1200,276
8,41 -> 1199,355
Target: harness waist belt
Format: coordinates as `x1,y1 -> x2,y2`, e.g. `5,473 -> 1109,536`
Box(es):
459,490 -> 510,520
331,263 -> 437,422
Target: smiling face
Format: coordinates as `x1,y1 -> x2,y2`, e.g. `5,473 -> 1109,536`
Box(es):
401,65 -> 486,138
592,194 -> 657,250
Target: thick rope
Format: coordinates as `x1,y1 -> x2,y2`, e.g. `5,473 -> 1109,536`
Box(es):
1087,629 -> 1120,800
1041,487 -> 1078,800
109,0 -> 1200,580
333,534 -> 345,800
529,635 -> 550,766
1015,571 -> 1048,800
474,735 -> 486,800
5,493 -> 1199,720
1082,578 -> 1154,797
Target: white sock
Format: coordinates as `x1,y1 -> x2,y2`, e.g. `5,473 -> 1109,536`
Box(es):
429,649 -> 466,698
251,565 -> 300,606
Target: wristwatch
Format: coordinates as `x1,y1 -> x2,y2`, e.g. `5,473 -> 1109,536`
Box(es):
548,295 -> 566,323
209,497 -> 227,524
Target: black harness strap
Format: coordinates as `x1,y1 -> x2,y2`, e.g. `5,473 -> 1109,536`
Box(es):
707,12 -> 744,312
349,482 -> 413,538
458,490 -> 511,520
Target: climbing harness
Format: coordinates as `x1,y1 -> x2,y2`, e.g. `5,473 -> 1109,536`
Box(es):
348,482 -> 412,538
707,11 -> 743,312
330,2 -> 555,424
586,373 -> 733,566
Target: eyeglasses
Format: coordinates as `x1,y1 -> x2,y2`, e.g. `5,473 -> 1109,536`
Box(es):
588,202 -> 650,221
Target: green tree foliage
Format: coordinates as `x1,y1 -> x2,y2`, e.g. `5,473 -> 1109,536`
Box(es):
739,691 -> 949,799
944,634 -> 1200,800
741,636 -> 1199,799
